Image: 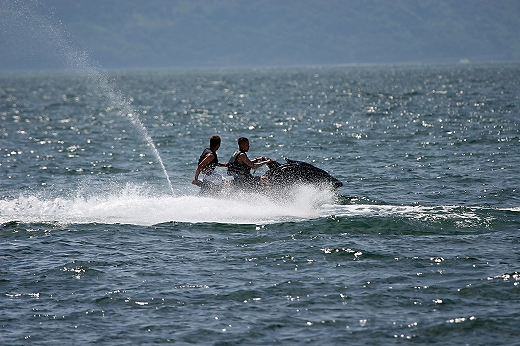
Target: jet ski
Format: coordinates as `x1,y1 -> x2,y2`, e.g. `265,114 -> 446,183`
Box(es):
195,157 -> 342,196
265,158 -> 343,189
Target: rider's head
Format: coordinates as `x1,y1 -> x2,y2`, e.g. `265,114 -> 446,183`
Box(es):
237,137 -> 250,152
209,135 -> 221,150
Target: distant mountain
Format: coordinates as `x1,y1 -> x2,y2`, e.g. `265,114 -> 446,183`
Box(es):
1,0 -> 520,70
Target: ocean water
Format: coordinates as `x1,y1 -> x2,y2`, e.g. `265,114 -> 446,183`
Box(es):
1,63 -> 520,345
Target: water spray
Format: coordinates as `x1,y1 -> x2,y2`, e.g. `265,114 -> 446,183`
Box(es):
0,0 -> 175,195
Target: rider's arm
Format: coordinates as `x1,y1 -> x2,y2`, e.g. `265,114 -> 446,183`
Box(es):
192,153 -> 215,184
238,153 -> 270,169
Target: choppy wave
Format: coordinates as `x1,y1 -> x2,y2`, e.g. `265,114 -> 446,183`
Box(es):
321,203 -> 501,228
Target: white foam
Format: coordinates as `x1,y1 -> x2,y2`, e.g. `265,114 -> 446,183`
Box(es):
318,204 -> 495,227
1,184 -> 502,226
0,184 -> 337,226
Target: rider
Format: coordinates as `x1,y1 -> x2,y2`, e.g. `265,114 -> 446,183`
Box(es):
192,135 -> 228,186
227,137 -> 272,189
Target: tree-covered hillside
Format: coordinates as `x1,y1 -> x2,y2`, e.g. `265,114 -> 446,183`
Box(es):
2,0 -> 520,69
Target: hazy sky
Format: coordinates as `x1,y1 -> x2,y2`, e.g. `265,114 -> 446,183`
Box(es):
1,0 -> 520,70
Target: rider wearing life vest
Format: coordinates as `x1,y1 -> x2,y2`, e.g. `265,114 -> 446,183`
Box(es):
227,137 -> 272,188
192,135 -> 228,186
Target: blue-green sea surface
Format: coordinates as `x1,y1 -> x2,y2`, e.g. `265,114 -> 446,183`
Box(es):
1,63 -> 520,345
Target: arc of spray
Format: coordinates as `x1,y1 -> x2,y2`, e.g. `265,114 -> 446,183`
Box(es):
76,67 -> 177,197
1,0 -> 175,195
126,113 -> 175,196
92,73 -> 175,196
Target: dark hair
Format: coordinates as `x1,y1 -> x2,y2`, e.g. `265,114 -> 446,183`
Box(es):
209,135 -> 221,148
237,137 -> 249,145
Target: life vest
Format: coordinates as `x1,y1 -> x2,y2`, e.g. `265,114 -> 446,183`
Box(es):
198,148 -> 218,175
227,150 -> 251,179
